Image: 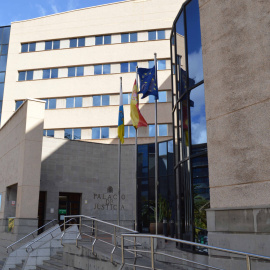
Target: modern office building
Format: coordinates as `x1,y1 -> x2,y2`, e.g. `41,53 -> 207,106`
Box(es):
0,0 -> 269,269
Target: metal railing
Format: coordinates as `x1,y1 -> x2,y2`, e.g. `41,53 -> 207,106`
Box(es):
120,234 -> 270,270
61,215 -> 139,263
6,219 -> 57,253
25,218 -> 76,252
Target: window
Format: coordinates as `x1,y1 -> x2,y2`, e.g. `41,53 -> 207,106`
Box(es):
94,64 -> 111,75
18,70 -> 33,81
149,91 -> 167,103
149,124 -> 168,137
0,73 -> 5,83
69,38 -> 85,48
21,43 -> 36,53
121,33 -> 137,43
42,99 -> 56,109
148,60 -> 166,70
66,97 -> 83,108
123,93 -> 131,105
1,45 -> 8,55
148,30 -> 166,41
93,95 -> 110,106
124,126 -> 136,138
15,100 -> 24,110
42,68 -> 58,79
43,130 -> 54,137
78,38 -> 85,47
45,41 -> 53,50
104,35 -> 111,44
95,35 -> 111,45
121,62 -> 137,73
53,40 -> 60,49
68,66 -> 84,77
64,128 -> 81,140
92,127 -> 109,139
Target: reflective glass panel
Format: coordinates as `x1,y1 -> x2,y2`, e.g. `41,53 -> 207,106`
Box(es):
149,95 -> 155,103
190,84 -> 207,145
68,67 -> 76,77
94,65 -> 102,75
51,68 -> 58,78
121,34 -> 129,43
53,40 -> 60,49
42,99 -> 49,109
148,31 -> 156,40
70,38 -> 77,48
121,63 -> 128,73
103,64 -> 110,74
0,84 -> 3,99
92,127 -> 100,139
159,91 -> 167,102
43,130 -> 46,136
148,60 -> 154,68
78,38 -> 85,47
104,35 -> 111,44
45,41 -> 52,50
158,60 -> 166,70
21,43 -> 28,53
123,94 -> 129,105
49,99 -> 56,109
102,95 -> 109,106
2,27 -> 10,44
159,124 -> 167,136
64,129 -> 72,139
66,97 -> 74,108
47,130 -> 54,137
76,66 -> 84,76
95,36 -> 103,45
0,56 -> 7,72
101,127 -> 109,138
74,129 -> 81,140
93,96 -> 101,106
124,126 -> 128,138
186,0 -> 203,86
43,69 -> 50,79
137,144 -> 148,178
157,30 -> 165,40
29,43 -> 36,52
149,125 -> 155,137
1,45 -> 8,55
130,33 -> 137,42
75,97 -> 82,107
181,95 -> 189,158
26,71 -> 33,81
129,126 -> 136,138
130,62 -> 137,72
0,73 -> 5,83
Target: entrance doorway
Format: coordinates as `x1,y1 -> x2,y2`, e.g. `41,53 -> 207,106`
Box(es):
38,191 -> 47,234
58,193 -> 81,225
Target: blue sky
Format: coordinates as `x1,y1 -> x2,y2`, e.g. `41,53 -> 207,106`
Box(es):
0,0 -> 124,26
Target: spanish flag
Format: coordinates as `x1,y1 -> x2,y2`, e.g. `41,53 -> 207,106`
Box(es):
130,79 -> 147,129
118,83 -> 124,144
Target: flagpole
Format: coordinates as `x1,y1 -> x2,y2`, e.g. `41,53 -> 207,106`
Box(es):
154,53 -> 158,235
134,68 -> 139,231
118,76 -> 122,226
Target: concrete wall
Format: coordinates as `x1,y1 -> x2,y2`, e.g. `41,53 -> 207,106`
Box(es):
40,137 -> 136,227
199,0 -> 270,265
0,99 -> 45,259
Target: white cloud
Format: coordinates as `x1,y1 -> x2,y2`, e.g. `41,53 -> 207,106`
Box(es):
188,47 -> 204,83
36,4 -> 47,17
68,0 -> 76,10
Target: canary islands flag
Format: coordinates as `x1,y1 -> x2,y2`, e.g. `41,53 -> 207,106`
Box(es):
130,79 -> 147,129
137,66 -> 158,100
118,84 -> 124,144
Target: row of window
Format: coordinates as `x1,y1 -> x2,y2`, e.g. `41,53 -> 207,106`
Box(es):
43,124 -> 168,140
21,30 -> 167,53
18,60 -> 167,81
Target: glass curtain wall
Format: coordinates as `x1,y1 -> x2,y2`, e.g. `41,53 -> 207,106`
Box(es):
0,26 -> 10,124
137,140 -> 174,233
171,0 -> 209,249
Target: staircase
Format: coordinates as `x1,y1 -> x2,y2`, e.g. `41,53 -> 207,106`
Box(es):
36,251 -> 63,270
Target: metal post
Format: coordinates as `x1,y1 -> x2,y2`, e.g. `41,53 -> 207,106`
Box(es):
121,235 -> 125,265
64,216 -> 66,232
118,77 -> 123,226
135,68 -> 139,232
154,53 -> 158,235
246,255 -> 251,270
114,227 -> 116,247
151,237 -> 155,269
79,216 -> 82,235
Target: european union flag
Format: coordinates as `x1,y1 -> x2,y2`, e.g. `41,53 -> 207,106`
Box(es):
137,66 -> 158,100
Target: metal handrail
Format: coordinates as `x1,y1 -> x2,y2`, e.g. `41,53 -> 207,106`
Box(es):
121,234 -> 270,270
6,219 -> 57,253
25,218 -> 76,252
61,215 -> 139,262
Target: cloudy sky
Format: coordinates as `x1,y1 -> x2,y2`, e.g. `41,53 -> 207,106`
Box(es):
0,0 -> 124,26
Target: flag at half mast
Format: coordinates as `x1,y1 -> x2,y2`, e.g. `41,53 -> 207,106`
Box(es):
118,82 -> 124,144
130,79 -> 147,129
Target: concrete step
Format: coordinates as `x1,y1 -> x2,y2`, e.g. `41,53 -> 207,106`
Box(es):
37,251 -> 63,270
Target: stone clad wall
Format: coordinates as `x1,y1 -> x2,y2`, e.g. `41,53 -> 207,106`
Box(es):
41,137 -> 136,227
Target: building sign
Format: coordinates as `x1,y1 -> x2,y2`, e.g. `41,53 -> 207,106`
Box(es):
93,187 -> 126,211
59,209 -> 67,215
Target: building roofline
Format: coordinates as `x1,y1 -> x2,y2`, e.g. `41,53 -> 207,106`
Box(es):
11,0 -> 133,25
